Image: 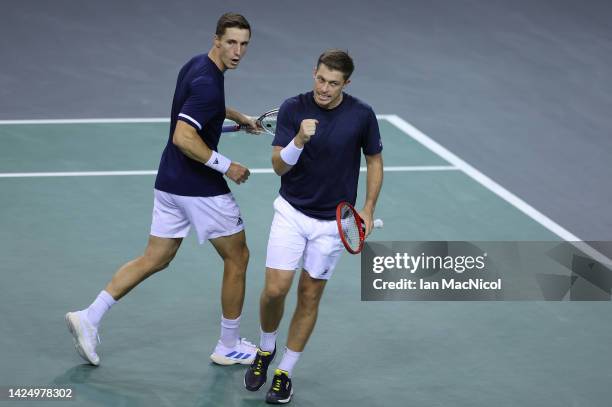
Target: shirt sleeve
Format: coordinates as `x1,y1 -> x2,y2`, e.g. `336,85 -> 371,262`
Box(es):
272,99 -> 297,147
178,77 -> 220,131
361,107 -> 383,155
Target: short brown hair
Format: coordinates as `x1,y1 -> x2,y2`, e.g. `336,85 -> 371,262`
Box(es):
216,12 -> 251,37
316,49 -> 354,81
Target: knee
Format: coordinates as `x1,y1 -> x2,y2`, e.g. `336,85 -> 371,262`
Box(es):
297,286 -> 322,309
239,245 -> 250,266
263,283 -> 289,303
225,244 -> 249,269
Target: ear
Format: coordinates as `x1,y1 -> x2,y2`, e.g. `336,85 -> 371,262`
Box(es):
343,78 -> 351,87
312,67 -> 317,79
214,35 -> 221,48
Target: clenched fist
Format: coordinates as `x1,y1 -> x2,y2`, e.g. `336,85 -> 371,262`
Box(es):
225,162 -> 250,184
295,119 -> 318,147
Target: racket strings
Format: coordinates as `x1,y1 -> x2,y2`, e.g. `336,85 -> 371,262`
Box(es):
259,111 -> 278,135
340,207 -> 362,252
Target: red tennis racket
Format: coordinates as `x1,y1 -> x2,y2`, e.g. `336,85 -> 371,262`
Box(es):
336,202 -> 383,254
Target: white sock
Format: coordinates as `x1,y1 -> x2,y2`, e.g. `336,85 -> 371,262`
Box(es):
277,347 -> 301,376
85,290 -> 116,328
259,329 -> 277,352
220,315 -> 240,348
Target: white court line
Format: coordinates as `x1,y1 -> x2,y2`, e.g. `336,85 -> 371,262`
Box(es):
0,165 -> 458,178
2,114 -> 608,266
381,114 -> 612,267
0,118 -> 170,125
0,114 -> 393,125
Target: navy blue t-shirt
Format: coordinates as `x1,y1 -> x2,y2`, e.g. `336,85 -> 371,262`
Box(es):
272,91 -> 383,220
155,54 -> 230,197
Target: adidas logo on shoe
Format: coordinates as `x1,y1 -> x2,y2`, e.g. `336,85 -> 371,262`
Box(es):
210,338 -> 256,365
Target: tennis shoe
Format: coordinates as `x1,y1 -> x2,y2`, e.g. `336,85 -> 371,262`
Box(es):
210,338 -> 256,365
244,346 -> 276,391
65,311 -> 100,366
266,369 -> 293,404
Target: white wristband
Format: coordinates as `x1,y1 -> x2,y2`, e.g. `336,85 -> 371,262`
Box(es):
205,150 -> 232,174
280,139 -> 304,166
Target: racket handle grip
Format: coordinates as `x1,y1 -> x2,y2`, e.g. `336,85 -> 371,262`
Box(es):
222,124 -> 240,133
373,218 -> 384,228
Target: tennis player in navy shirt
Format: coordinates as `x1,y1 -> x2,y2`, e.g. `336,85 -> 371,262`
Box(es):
66,13 -> 259,367
244,49 -> 384,404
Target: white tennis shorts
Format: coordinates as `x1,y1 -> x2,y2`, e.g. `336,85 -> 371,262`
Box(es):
150,189 -> 244,244
266,195 -> 344,280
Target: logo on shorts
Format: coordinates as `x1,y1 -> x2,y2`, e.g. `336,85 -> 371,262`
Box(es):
322,268 -> 329,276
213,158 -> 219,165
236,217 -> 243,226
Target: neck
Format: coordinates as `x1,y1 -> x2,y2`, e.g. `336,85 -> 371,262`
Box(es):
208,49 -> 226,72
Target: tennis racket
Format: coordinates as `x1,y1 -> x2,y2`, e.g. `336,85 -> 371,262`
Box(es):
222,108 -> 279,136
336,201 -> 383,254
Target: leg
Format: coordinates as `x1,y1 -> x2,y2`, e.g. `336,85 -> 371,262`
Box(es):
105,235 -> 182,300
264,271 -> 326,403
243,267 -> 295,391
209,230 -> 259,365
107,188 -> 192,300
286,270 -> 327,352
66,235 -> 181,366
260,267 -> 296,333
67,189 -> 189,366
283,216 -> 342,352
260,197 -> 308,333
246,196 -> 306,392
209,230 -> 250,319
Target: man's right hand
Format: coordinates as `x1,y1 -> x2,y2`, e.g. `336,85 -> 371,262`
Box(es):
295,119 -> 318,147
225,162 -> 250,184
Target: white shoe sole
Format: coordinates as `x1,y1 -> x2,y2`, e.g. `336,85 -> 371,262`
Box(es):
266,388 -> 293,404
210,352 -> 255,365
65,312 -> 100,366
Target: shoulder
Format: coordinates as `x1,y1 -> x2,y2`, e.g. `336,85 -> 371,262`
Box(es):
277,95 -> 304,122
280,93 -> 307,111
344,93 -> 375,116
179,54 -> 205,75
182,55 -> 218,88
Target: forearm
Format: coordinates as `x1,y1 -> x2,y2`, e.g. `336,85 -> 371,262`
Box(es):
272,147 -> 293,176
272,119 -> 315,176
272,133 -> 308,176
363,154 -> 383,212
172,122 -> 213,164
226,106 -> 248,124
174,135 -> 213,163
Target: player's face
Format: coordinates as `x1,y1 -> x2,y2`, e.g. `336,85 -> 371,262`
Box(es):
312,64 -> 350,109
215,27 -> 250,70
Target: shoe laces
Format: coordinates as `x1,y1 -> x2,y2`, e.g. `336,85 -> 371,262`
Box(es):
272,372 -> 285,392
239,338 -> 255,348
252,354 -> 265,374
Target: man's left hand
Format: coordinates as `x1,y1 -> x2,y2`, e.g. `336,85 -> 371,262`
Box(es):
241,115 -> 262,134
359,208 -> 374,238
